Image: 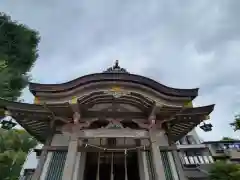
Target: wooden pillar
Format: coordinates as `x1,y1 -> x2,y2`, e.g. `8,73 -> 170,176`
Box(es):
31,149 -> 48,180
167,131 -> 187,180
78,152 -> 86,180
167,151 -> 180,180
40,152 -> 53,180
31,136 -> 53,180
149,129 -> 166,180
138,150 -> 150,180
73,152 -> 82,180
61,109 -> 82,180
61,135 -> 80,180
171,149 -> 187,180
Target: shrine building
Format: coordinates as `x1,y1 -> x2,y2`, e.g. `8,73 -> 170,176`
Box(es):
0,61 -> 215,180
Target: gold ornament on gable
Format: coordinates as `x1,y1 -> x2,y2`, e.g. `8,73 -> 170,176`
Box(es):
104,86 -> 130,98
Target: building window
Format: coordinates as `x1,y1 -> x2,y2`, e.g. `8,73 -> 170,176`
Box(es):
185,151 -> 202,156
186,135 -> 197,144
179,135 -> 197,145
179,137 -> 187,145
214,143 -> 225,151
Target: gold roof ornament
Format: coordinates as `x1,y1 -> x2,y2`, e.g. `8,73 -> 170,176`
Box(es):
34,97 -> 40,104
104,86 -> 129,98
110,86 -> 121,92
70,96 -> 78,104
183,100 -> 193,108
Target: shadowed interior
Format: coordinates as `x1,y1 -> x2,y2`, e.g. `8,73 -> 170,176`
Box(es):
84,152 -> 140,180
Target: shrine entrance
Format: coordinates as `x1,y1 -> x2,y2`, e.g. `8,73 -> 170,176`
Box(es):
84,152 -> 140,180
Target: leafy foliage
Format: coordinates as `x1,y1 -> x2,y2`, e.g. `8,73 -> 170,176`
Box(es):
0,12 -> 40,179
0,12 -> 40,101
230,115 -> 240,131
209,161 -> 240,180
222,137 -> 239,141
0,129 -> 38,180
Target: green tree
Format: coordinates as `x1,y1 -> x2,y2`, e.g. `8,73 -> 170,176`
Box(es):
0,12 -> 40,180
0,12 -> 40,101
0,129 -> 38,180
209,161 -> 240,180
221,137 -> 238,141
230,115 -> 240,131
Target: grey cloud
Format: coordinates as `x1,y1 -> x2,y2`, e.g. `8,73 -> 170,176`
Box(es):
2,0 -> 240,140
195,1 -> 240,53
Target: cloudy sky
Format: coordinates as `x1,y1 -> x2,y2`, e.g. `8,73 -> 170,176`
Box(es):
1,0 -> 240,141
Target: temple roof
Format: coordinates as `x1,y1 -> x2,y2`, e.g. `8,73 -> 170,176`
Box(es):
0,98 -> 214,142
29,61 -> 199,99
0,62 -> 215,143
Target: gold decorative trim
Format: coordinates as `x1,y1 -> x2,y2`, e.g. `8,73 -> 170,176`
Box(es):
104,86 -> 130,98
34,97 -> 40,104
70,96 -> 78,104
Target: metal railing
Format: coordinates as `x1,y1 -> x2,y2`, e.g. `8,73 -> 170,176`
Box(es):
181,155 -> 214,165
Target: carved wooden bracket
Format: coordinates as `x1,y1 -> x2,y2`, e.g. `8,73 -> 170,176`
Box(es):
105,118 -> 124,129
61,118 -> 98,136
132,119 -> 155,130
73,112 -> 81,124
132,119 -> 149,129
132,117 -> 170,131
146,103 -> 159,129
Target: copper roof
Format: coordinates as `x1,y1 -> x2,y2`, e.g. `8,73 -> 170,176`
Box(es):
29,62 -> 199,98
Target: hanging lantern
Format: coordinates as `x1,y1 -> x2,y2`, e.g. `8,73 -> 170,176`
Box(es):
0,118 -> 16,130
230,115 -> 240,131
0,110 -> 16,130
200,122 -> 213,132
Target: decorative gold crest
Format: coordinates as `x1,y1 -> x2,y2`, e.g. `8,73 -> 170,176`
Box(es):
34,97 -> 40,104
110,86 -> 121,92
104,86 -> 129,98
70,96 -> 78,104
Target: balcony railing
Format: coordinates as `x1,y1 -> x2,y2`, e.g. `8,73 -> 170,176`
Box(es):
215,149 -> 225,153
177,144 -> 207,149
225,149 -> 240,159
209,143 -> 240,158
181,155 -> 214,166
210,142 -> 240,151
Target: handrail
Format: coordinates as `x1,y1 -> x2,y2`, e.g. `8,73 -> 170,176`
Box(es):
181,155 -> 214,165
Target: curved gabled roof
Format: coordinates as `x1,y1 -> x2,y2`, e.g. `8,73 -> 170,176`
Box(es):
0,97 -> 215,142
29,61 -> 199,99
